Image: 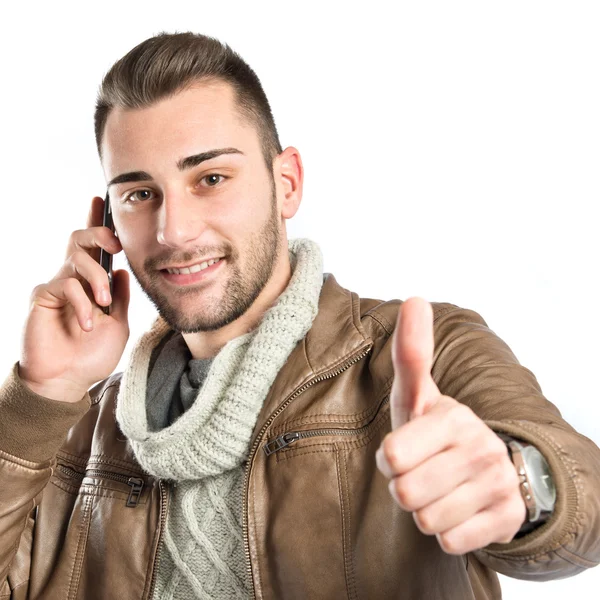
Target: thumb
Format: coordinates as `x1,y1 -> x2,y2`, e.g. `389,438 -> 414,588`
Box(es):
390,297 -> 439,430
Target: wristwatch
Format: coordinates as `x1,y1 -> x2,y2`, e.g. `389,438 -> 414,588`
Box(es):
496,432 -> 557,534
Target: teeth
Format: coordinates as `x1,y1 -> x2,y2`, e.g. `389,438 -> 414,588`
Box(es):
167,258 -> 221,275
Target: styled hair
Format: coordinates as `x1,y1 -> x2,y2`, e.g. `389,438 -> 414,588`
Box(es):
94,31 -> 283,173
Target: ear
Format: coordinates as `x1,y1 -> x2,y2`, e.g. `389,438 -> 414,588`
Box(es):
274,146 -> 303,219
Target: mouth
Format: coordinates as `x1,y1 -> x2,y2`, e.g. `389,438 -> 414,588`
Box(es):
160,257 -> 225,286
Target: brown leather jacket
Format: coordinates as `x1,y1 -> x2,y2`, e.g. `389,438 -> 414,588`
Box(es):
1,273 -> 599,599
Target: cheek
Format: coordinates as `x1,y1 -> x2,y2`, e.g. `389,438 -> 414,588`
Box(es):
116,236 -> 148,272
114,218 -> 151,248
213,207 -> 256,238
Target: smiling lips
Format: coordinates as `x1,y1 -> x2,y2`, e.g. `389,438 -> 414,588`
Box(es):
164,257 -> 223,275
160,257 -> 224,285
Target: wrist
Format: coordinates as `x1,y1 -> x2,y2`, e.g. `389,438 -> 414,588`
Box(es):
18,364 -> 88,404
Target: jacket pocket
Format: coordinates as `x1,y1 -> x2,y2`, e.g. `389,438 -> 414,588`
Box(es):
263,395 -> 391,458
55,463 -> 145,507
257,399 -> 389,600
29,461 -> 157,600
257,439 -> 349,599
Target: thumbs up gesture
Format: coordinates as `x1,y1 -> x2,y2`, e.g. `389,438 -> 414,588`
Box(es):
375,298 -> 528,554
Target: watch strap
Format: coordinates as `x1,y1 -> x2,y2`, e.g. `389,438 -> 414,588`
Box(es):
496,432 -> 538,522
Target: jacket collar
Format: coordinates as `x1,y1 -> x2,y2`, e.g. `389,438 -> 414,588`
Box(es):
250,272 -> 373,442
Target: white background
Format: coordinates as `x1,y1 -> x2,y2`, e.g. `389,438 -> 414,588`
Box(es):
1,1 -> 598,596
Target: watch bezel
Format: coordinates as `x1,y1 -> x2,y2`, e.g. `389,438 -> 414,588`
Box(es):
521,444 -> 557,511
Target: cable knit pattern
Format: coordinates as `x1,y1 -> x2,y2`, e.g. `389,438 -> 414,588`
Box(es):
157,472 -> 250,599
115,238 -> 324,599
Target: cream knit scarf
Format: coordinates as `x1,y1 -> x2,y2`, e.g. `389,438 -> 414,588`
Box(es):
115,238 -> 324,481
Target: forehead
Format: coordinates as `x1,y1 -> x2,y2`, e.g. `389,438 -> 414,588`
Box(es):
102,80 -> 255,171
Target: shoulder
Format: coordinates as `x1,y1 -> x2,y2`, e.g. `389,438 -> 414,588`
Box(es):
352,292 -> 491,394
358,296 -> 464,338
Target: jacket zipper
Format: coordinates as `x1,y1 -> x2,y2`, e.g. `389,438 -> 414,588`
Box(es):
146,480 -> 169,600
263,393 -> 390,456
56,464 -> 145,508
241,341 -> 374,600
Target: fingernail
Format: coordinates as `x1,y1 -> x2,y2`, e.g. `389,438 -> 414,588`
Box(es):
101,289 -> 110,304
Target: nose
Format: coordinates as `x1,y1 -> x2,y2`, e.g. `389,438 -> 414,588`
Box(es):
156,191 -> 207,247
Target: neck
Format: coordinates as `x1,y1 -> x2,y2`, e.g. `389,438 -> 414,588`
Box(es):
182,241 -> 292,360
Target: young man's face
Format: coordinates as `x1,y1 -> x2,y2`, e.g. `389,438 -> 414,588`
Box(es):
101,80 -> 286,333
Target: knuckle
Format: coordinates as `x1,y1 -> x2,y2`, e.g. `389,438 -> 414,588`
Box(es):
448,404 -> 473,428
470,436 -> 507,470
438,531 -> 461,555
68,229 -> 81,245
491,469 -> 509,497
486,464 -> 510,503
67,230 -> 85,252
66,249 -> 86,267
29,285 -> 46,308
468,443 -> 495,470
497,532 -> 514,544
382,436 -> 403,472
394,479 -> 415,509
415,508 -> 435,534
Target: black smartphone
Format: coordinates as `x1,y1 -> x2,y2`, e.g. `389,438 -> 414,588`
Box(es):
99,191 -> 114,315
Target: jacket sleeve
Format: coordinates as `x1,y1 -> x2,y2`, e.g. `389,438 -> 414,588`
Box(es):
0,362 -> 90,598
431,305 -> 600,582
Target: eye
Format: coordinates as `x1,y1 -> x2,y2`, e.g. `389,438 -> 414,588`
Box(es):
124,189 -> 155,203
200,173 -> 227,187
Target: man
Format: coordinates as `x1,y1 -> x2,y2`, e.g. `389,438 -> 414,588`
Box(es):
0,31 -> 598,600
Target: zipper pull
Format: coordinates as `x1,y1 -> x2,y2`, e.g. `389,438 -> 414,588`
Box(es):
263,432 -> 300,456
126,477 -> 144,507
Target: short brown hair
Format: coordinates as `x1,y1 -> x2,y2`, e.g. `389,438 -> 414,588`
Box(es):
94,31 -> 283,173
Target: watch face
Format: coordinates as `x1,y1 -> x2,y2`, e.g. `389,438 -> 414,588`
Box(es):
527,449 -> 557,508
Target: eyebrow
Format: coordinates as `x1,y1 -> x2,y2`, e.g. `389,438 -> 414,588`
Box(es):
107,147 -> 245,188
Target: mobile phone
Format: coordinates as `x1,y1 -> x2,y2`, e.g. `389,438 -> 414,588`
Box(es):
99,191 -> 114,315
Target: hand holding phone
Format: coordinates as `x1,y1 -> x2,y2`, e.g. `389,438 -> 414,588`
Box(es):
17,195 -> 130,403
